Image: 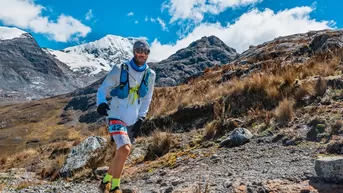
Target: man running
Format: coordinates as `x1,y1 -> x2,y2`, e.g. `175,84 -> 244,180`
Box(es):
96,39 -> 156,193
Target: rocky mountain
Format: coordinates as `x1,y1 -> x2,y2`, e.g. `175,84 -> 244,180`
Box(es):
0,27 -> 85,99
0,27 -> 140,100
219,29 -> 343,82
149,35 -> 239,86
2,28 -> 343,193
234,29 -> 343,66
45,35 -> 137,76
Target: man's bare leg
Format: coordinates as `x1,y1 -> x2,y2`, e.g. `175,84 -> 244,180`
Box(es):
109,144 -> 131,177
107,144 -> 131,190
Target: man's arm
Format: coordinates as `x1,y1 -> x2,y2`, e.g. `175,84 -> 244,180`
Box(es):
138,69 -> 156,119
97,66 -> 118,106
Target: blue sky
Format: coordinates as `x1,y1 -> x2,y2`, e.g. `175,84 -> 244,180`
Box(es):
0,0 -> 341,62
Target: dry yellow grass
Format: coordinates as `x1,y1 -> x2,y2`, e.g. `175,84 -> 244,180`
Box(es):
14,148 -> 39,162
67,128 -> 83,141
293,81 -> 314,101
148,53 -> 340,119
72,168 -> 92,180
331,120 -> 343,135
203,120 -> 219,140
0,156 -> 6,165
40,154 -> 66,180
144,131 -> 175,161
0,148 -> 39,170
0,97 -> 71,156
275,98 -> 294,125
314,76 -> 328,97
15,181 -> 42,190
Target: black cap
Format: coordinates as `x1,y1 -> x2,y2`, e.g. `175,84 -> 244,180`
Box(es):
133,39 -> 150,51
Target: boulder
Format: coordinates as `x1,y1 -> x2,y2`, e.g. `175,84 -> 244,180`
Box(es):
220,128 -> 253,147
95,166 -> 109,176
59,136 -> 107,177
315,156 -> 343,183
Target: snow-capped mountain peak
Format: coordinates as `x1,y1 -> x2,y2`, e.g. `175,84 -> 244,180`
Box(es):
44,48 -> 111,75
46,34 -> 139,76
65,34 -> 136,56
0,26 -> 29,40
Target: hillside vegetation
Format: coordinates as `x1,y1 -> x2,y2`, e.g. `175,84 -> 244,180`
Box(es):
1,30 -> 343,192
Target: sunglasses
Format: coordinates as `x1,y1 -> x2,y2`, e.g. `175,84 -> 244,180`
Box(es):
134,48 -> 150,55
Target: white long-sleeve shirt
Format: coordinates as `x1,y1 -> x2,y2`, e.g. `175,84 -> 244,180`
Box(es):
96,61 -> 156,126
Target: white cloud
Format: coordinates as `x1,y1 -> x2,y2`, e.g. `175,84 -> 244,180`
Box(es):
163,0 -> 262,23
147,17 -> 168,31
135,20 -> 139,24
30,15 -> 91,42
149,6 -> 335,62
127,12 -> 134,16
145,16 -> 148,22
0,0 -> 91,42
85,9 -> 93,21
156,17 -> 168,31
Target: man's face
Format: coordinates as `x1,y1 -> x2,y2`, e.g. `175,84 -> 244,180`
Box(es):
134,48 -> 149,66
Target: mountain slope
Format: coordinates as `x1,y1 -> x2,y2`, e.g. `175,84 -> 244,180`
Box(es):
149,35 -> 239,86
233,29 -> 343,65
0,27 -> 82,99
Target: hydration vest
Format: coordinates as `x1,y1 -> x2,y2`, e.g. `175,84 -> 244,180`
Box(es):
110,62 -> 151,100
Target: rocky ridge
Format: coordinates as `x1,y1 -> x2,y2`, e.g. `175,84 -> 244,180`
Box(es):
0,29 -> 81,99
220,29 -> 343,82
149,35 -> 239,87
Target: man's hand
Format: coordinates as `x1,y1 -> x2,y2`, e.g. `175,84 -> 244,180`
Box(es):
132,117 -> 144,138
97,103 -> 110,116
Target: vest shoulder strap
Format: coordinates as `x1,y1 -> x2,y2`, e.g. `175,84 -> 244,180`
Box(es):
142,68 -> 151,86
137,67 -> 151,98
119,63 -> 129,88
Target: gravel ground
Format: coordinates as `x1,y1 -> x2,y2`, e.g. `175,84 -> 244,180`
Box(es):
4,135 -> 341,193
121,136 -> 319,193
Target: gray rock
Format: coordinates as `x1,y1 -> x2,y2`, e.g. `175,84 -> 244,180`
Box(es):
315,156 -> 343,183
122,188 -> 138,193
0,135 -> 8,140
95,166 -> 109,176
224,180 -> 233,188
12,137 -> 22,142
220,128 -> 253,147
59,136 -> 107,177
164,186 -> 173,193
171,178 -> 183,186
